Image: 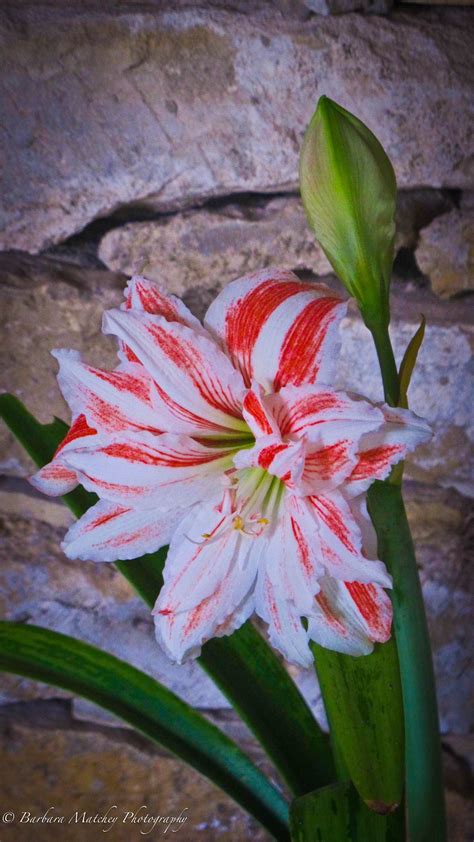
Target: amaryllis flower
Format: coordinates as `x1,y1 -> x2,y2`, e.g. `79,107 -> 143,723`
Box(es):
31,270 -> 430,666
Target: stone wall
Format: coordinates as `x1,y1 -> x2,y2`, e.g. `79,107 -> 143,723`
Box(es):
0,2 -> 473,839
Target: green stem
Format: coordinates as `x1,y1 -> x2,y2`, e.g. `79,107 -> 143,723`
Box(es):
366,322 -> 446,842
368,320 -> 400,407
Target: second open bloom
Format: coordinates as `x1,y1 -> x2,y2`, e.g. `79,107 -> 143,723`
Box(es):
31,270 -> 430,666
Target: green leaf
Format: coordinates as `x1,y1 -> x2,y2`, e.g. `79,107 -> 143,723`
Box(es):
398,316 -> 426,409
290,781 -> 404,842
368,482 -> 446,842
300,96 -> 396,328
312,639 -> 404,812
0,393 -> 334,797
0,621 -> 289,841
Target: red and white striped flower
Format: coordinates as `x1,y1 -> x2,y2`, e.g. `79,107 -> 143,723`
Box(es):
31,270 -> 430,666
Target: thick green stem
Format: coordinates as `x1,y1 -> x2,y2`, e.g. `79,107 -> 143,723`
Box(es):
368,320 -> 400,407
366,322 -> 446,842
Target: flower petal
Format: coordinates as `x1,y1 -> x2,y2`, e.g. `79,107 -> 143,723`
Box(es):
268,385 -> 384,493
346,404 -> 432,496
308,491 -> 391,586
241,385 -> 279,437
123,276 -> 203,329
308,578 -> 392,656
103,309 -> 248,437
270,385 -> 383,442
154,500 -> 259,661
265,496 -> 323,614
233,436 -> 305,488
204,268 -> 347,390
120,275 -> 206,363
255,553 -> 313,667
62,498 -> 184,562
62,431 -> 235,508
52,349 -> 159,434
30,414 -> 99,497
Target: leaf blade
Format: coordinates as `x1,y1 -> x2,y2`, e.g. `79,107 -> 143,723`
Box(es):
290,780 -> 404,842
398,316 -> 426,409
312,638 -> 404,812
0,621 -> 290,840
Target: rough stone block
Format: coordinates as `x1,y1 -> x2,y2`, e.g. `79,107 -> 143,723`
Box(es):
1,7 -> 473,251
416,208 -> 474,298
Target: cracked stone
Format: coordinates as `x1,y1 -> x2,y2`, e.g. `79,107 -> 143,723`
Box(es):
98,190 -> 451,294
98,196 -> 332,294
1,7 -> 473,252
416,208 -> 474,298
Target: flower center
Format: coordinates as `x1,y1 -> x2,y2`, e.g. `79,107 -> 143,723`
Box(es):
199,467 -> 284,545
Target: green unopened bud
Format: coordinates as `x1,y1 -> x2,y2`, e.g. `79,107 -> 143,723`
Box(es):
300,96 -> 396,328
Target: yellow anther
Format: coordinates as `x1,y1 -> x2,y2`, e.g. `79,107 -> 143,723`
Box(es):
257,517 -> 269,525
232,516 -> 245,531
202,532 -> 212,539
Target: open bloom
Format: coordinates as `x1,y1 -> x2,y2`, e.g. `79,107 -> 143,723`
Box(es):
31,270 -> 430,666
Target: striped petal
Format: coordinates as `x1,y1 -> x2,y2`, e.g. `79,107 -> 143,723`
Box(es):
346,404 -> 432,496
62,431 -> 235,508
308,491 -> 391,587
103,309 -> 248,437
123,276 -> 203,329
154,500 -> 260,661
270,385 -> 383,442
308,578 -> 393,656
53,349 -> 159,434
241,385 -> 279,437
120,275 -> 205,364
30,414 -> 100,497
204,268 -> 347,391
255,546 -> 313,668
265,495 -> 323,614
62,498 -> 185,562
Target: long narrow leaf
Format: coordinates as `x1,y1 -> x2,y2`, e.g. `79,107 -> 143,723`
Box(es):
0,621 -> 289,841
290,780 -> 404,842
398,316 -> 425,410
0,393 -> 334,796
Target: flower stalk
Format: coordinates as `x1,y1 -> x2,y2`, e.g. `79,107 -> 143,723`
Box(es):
367,321 -> 447,842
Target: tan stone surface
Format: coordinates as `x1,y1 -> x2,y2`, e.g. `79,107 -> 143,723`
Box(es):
98,197 -> 332,295
416,208 -> 474,298
1,7 -> 473,252
0,711 -> 271,841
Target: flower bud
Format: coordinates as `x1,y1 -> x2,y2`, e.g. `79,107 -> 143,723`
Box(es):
300,96 -> 396,328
